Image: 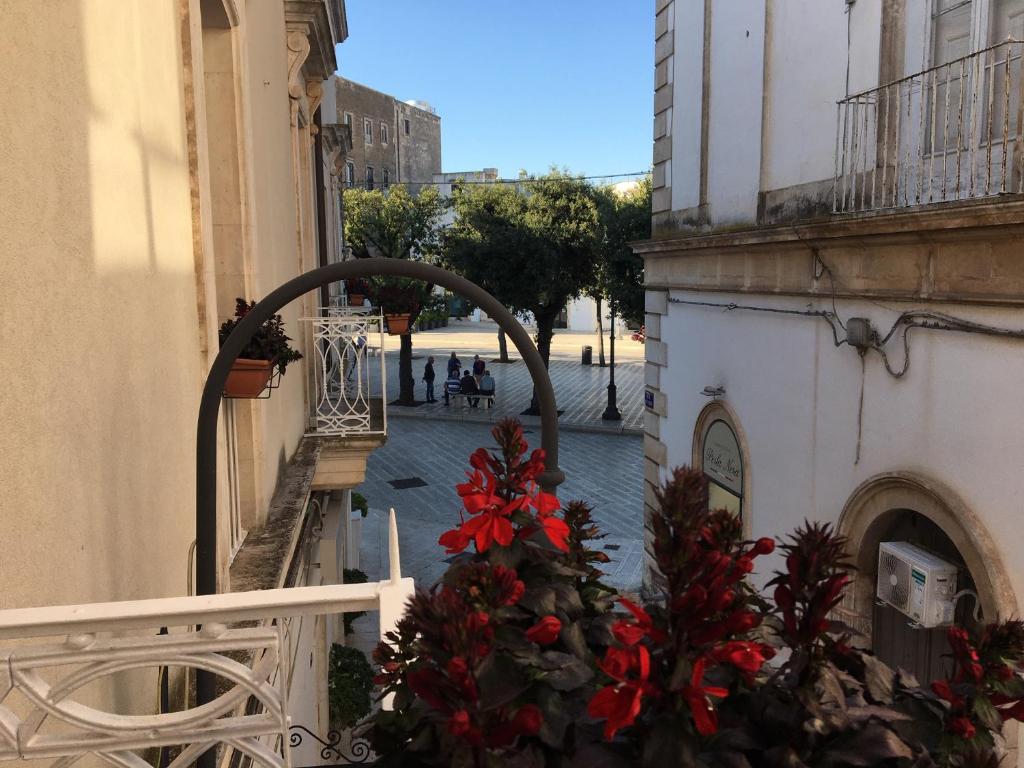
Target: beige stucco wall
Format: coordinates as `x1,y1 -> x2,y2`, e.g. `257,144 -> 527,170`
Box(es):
0,0 -> 201,609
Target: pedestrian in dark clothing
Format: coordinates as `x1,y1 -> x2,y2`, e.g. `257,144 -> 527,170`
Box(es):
444,371 -> 462,406
423,356 -> 436,402
460,369 -> 480,407
447,351 -> 461,378
472,354 -> 485,381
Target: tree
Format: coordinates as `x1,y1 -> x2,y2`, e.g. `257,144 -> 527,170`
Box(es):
442,170 -> 601,411
343,184 -> 443,405
593,177 -> 650,330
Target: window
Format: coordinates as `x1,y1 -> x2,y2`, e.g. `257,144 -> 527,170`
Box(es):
344,161 -> 355,186
366,166 -> 375,190
701,419 -> 743,517
343,111 -> 352,126
382,168 -> 390,187
404,118 -> 410,135
364,118 -> 373,145
380,122 -> 389,144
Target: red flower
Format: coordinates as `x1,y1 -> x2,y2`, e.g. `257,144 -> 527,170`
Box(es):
531,491 -> 561,516
438,526 -> 471,554
506,579 -> 526,605
948,716 -> 976,740
679,658 -> 729,736
751,537 -> 775,555
460,507 -> 515,552
526,616 -> 562,645
931,679 -> 965,708
612,597 -> 666,646
710,641 -> 770,676
448,709 -> 472,736
538,514 -> 570,551
512,704 -> 542,736
587,680 -> 646,740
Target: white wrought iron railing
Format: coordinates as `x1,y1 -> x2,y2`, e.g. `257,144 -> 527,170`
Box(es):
835,39 -> 1024,213
305,310 -> 386,438
0,511 -> 414,768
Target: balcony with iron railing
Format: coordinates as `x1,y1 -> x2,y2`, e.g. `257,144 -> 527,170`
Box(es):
834,39 -> 1024,213
0,510 -> 413,768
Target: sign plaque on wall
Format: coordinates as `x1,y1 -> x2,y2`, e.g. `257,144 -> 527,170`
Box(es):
703,420 -> 742,494
644,390 -> 655,409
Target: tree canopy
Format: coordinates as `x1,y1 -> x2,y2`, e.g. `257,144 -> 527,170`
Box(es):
442,170 -> 601,367
592,177 -> 650,327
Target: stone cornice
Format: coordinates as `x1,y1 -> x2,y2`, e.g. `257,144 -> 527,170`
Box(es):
635,196 -> 1024,256
284,0 -> 345,80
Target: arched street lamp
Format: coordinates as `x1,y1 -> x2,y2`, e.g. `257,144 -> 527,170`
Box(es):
194,258 -> 566,743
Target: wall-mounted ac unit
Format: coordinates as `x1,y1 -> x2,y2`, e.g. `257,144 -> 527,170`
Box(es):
876,541 -> 958,628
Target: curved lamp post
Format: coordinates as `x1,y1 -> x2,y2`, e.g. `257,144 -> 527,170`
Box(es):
195,259 -> 565,741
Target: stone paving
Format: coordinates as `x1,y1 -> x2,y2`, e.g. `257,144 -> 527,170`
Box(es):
350,418 -> 643,630
366,321 -> 645,435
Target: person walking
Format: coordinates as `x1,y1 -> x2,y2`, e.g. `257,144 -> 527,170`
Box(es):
444,368 -> 462,406
472,354 -> 485,384
447,351 -> 461,378
422,356 -> 436,402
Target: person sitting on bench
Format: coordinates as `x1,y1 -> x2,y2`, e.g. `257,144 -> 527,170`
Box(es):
444,370 -> 461,406
479,369 -> 495,399
459,369 -> 480,407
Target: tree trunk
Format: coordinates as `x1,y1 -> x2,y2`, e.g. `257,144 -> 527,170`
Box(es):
498,327 -> 509,363
596,296 -> 606,367
525,310 -> 556,415
396,333 -> 416,405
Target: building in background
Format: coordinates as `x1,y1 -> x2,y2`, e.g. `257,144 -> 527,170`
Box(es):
637,0 -> 1024,687
333,76 -> 442,194
0,1 -> 395,763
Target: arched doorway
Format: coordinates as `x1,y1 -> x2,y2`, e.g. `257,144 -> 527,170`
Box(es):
837,473 -> 1017,682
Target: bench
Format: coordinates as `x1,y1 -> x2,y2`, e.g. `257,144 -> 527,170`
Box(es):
452,393 -> 496,410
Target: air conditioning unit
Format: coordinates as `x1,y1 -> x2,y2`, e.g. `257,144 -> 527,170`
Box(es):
876,542 -> 958,628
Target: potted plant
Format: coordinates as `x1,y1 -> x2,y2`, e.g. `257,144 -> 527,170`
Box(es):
368,277 -> 433,336
219,298 -> 303,398
346,278 -> 370,308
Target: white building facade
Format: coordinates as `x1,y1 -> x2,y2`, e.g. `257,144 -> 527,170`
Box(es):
637,0 -> 1024,690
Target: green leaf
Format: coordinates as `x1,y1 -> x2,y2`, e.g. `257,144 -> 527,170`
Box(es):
642,714 -> 693,768
551,582 -> 584,618
861,654 -> 895,703
543,654 -> 594,691
561,620 -> 590,660
477,654 -> 529,710
973,695 -> 1004,732
520,586 -> 557,616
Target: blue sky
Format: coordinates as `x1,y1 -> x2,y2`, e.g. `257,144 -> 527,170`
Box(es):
335,2 -> 653,180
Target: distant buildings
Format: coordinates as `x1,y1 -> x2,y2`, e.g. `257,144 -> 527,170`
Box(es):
332,76 -> 441,194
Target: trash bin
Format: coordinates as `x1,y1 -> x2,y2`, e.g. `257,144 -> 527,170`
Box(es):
582,345 -> 593,365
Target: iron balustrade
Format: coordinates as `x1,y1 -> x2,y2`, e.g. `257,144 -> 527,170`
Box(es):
0,511 -> 413,768
835,39 -> 1024,213
305,310 -> 387,438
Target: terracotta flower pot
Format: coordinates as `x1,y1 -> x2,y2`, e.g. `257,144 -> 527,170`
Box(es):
348,293 -> 365,307
224,358 -> 275,398
385,313 -> 412,335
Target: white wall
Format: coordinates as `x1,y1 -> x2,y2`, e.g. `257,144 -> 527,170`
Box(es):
706,0 -> 766,225
761,0 -> 849,190
658,289 -> 1024,603
675,0 -> 890,213
671,0 -> 704,212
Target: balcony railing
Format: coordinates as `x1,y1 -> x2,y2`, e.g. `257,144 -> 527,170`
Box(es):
306,310 -> 386,438
835,39 -> 1024,213
0,510 -> 413,767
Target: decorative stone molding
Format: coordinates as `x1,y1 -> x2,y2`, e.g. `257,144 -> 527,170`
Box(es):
837,471 -> 1018,645
652,0 -> 675,217
284,0 -> 345,80
636,198 -> 1024,306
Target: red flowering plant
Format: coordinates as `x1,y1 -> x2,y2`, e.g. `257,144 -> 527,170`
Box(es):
582,467 -> 777,766
365,419 -> 619,767
927,620 -> 1024,766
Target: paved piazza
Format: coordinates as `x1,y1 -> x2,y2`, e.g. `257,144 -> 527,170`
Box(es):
370,320 -> 645,435
353,418 -> 644,596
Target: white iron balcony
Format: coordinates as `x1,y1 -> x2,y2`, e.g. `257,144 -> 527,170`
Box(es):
305,309 -> 386,439
835,39 -> 1024,213
0,511 -> 413,768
